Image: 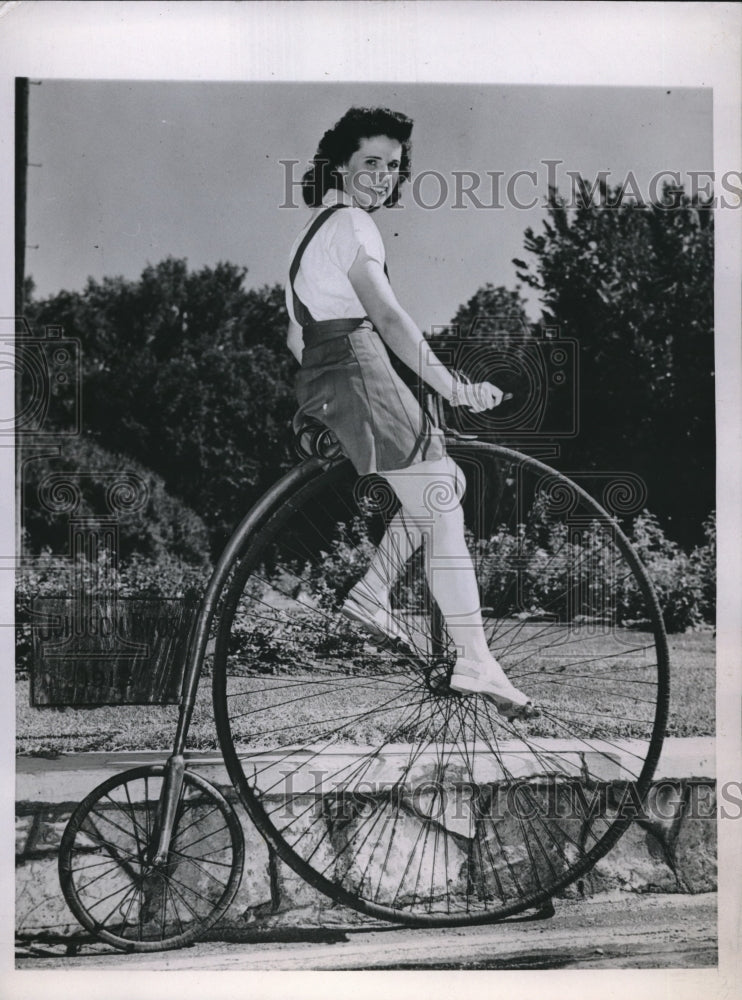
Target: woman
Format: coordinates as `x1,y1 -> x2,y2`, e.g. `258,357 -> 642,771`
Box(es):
285,107 -> 536,720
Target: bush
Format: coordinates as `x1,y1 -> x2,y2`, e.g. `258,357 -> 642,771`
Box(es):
476,519 -> 614,624
689,511 -> 716,623
303,514 -> 378,608
15,548 -> 213,677
620,510 -> 704,632
293,502 -> 716,634
226,607 -> 367,675
477,508 -> 715,634
22,435 -> 211,564
19,502 -> 714,683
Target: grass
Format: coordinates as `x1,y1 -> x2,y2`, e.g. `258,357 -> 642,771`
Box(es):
15,627 -> 714,755
663,628 -> 716,737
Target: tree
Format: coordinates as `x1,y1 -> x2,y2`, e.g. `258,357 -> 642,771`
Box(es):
427,284 -> 581,446
513,181 -> 714,546
445,285 -> 532,339
24,259 -> 299,552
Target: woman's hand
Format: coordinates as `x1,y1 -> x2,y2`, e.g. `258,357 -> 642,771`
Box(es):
450,380 -> 505,412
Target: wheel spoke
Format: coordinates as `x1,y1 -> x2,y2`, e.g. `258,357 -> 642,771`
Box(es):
213,445 -> 669,926
60,767 -> 243,951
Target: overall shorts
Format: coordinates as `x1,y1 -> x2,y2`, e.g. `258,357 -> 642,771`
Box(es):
290,205 -> 447,476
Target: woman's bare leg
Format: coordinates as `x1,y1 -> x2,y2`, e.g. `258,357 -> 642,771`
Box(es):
344,455 -> 535,713
380,456 -> 499,666
381,456 -> 535,715
350,509 -> 422,606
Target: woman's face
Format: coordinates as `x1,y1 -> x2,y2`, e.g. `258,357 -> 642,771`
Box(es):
339,135 -> 403,211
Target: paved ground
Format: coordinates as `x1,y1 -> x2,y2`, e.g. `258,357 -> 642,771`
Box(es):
16,892 -> 717,971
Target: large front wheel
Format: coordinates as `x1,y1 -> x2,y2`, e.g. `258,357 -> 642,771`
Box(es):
213,442 -> 669,925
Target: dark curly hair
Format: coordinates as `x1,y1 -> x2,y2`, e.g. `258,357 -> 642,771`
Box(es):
301,107 -> 413,208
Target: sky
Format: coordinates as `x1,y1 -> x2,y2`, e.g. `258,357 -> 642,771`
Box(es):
25,80 -> 713,331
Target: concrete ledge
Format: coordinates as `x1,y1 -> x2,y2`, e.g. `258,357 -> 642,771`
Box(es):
15,738 -> 717,801
16,739 -> 717,942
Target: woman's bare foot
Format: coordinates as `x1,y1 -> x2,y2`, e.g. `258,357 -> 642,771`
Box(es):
450,657 -> 539,720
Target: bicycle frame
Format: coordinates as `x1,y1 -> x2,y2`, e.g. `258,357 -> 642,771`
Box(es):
151,456 -> 328,864
151,424 -> 521,861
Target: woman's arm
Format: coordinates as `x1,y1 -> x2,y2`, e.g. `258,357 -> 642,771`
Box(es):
348,255 -> 502,410
286,318 -> 304,364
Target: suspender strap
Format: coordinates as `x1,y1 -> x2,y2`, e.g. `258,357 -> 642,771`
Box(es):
289,205 -> 347,328
289,202 -> 391,330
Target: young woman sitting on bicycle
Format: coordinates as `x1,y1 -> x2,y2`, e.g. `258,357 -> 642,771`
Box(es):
285,106 -> 536,720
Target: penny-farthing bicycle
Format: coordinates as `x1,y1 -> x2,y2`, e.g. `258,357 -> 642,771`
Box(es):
58,409 -> 670,951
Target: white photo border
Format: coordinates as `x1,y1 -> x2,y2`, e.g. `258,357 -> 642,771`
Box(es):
1,2 -> 739,998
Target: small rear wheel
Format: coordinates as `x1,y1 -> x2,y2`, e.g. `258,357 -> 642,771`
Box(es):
59,765 -> 244,952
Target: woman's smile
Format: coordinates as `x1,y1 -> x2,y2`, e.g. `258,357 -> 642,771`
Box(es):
340,135 -> 402,210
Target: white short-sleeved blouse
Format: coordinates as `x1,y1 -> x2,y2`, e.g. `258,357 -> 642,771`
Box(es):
285,189 -> 386,326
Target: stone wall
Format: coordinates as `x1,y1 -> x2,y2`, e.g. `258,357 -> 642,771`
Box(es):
16,776 -> 717,943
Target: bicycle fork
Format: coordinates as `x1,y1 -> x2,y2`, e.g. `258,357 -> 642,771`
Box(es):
145,463 -> 314,870
149,600 -> 207,867
150,755 -> 186,866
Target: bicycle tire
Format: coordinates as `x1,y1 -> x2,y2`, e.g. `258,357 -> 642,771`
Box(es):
212,441 -> 669,925
59,765 -> 244,952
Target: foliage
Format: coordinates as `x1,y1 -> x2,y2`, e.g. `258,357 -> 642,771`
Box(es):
17,505 -> 714,706
15,548 -> 212,676
627,510 -> 715,632
444,284 -> 533,343
282,498 -> 716,636
22,434 -> 211,563
474,507 -> 714,634
24,259 -> 299,553
513,181 -> 714,547
266,502 -> 715,640
689,511 -> 716,623
426,285 -> 546,435
226,608 -> 369,676
303,514 -> 379,607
